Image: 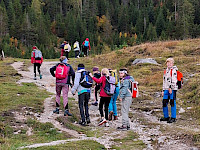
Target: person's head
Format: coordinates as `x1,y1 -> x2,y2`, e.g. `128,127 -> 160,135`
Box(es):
32,46 -> 37,50
60,56 -> 68,63
119,68 -> 128,79
166,58 -> 174,69
64,41 -> 67,44
86,38 -> 89,41
93,66 -> 99,73
101,68 -> 109,76
78,64 -> 85,70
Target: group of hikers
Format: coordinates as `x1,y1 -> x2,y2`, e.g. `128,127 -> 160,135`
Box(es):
31,45 -> 182,130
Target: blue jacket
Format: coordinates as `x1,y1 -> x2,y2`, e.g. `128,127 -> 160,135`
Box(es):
119,76 -> 135,99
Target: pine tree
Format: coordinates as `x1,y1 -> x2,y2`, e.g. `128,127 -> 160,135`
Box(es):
147,23 -> 157,41
155,8 -> 165,37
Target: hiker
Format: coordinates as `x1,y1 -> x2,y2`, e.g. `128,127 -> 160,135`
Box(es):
82,38 -> 91,57
31,46 -> 43,80
109,70 -> 120,121
92,67 -> 101,106
60,41 -> 71,59
73,41 -> 80,58
71,64 -> 92,126
50,56 -> 75,116
89,68 -> 112,127
118,68 -> 134,130
160,58 -> 179,123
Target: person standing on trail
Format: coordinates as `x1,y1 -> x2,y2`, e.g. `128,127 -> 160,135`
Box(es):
89,68 -> 112,127
31,46 -> 43,80
60,41 -> 71,59
71,64 -> 92,126
91,67 -> 101,106
118,68 -> 134,130
73,41 -> 80,58
160,58 -> 180,123
82,38 -> 91,57
50,56 -> 75,116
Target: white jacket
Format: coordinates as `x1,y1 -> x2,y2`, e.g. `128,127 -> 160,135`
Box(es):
73,41 -> 80,51
163,66 -> 178,90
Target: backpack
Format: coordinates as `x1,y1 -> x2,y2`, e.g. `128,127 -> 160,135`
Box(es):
110,69 -> 119,85
80,71 -> 93,88
55,63 -> 69,79
84,41 -> 89,47
64,44 -> 69,52
104,76 -> 116,96
128,81 -> 139,98
177,71 -> 183,89
74,43 -> 77,49
34,50 -> 42,60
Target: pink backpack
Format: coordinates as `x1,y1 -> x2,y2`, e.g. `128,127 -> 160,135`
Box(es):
55,63 -> 69,79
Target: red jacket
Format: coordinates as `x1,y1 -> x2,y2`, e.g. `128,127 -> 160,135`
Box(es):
92,76 -> 111,97
82,40 -> 91,50
31,50 -> 43,64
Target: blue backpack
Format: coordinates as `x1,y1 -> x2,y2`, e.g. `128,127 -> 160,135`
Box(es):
80,71 -> 93,88
84,41 -> 89,47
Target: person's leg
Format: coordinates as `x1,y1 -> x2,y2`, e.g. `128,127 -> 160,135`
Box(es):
161,90 -> 170,120
169,90 -> 176,123
99,97 -> 104,118
113,86 -> 120,118
121,97 -> 132,127
34,63 -> 37,78
108,96 -> 114,121
54,84 -> 62,113
105,97 -> 111,120
63,84 -> 71,116
84,92 -> 90,123
78,93 -> 86,123
66,52 -> 69,59
37,63 -> 42,79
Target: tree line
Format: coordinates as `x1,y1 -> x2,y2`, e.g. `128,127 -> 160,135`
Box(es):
0,0 -> 199,58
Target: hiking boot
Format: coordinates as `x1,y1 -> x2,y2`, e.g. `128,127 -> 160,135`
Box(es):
53,108 -> 59,114
127,125 -> 130,130
40,74 -> 42,79
92,101 -> 98,106
167,118 -> 176,123
79,121 -> 86,126
114,115 -> 118,120
98,118 -> 106,126
86,118 -> 91,124
160,117 -> 170,121
34,77 -> 37,80
109,111 -> 113,121
117,125 -> 128,131
64,109 -> 72,116
105,122 -> 109,127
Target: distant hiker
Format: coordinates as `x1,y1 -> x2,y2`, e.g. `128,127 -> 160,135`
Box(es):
71,64 -> 92,126
109,69 -> 120,121
73,41 -> 80,58
50,56 -> 75,116
82,38 -> 91,57
60,41 -> 71,59
89,68 -> 114,127
31,46 -> 43,80
118,68 -> 134,130
92,67 -> 101,106
160,58 -> 181,123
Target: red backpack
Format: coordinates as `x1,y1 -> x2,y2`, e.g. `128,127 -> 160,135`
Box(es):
128,81 -> 139,98
55,63 -> 69,79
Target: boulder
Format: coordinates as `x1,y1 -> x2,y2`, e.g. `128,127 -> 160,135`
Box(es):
132,58 -> 160,65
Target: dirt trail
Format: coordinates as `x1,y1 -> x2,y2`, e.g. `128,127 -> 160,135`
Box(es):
12,61 -> 199,150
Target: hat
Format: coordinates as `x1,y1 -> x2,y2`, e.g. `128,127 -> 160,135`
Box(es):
166,58 -> 174,64
86,38 -> 89,41
32,46 -> 37,50
119,68 -> 128,74
93,67 -> 99,72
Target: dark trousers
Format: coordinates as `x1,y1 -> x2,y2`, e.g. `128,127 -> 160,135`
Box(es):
75,51 -> 79,58
78,92 -> 90,122
65,51 -> 69,59
34,63 -> 41,77
95,84 -> 100,101
83,46 -> 89,56
99,97 -> 111,120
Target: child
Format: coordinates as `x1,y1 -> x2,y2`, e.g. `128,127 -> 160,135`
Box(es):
60,41 -> 71,59
92,67 -> 101,106
71,64 -> 91,126
50,56 -> 75,116
118,68 -> 134,130
160,58 -> 178,123
89,68 -> 111,127
31,46 -> 43,80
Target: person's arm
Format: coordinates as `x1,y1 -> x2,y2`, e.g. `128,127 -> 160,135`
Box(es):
89,42 -> 91,50
119,80 -> 129,99
50,65 -> 57,77
92,76 -> 103,84
71,72 -> 81,94
41,57 -> 43,64
69,65 -> 75,84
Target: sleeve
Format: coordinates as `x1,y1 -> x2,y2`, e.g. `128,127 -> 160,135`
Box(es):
41,57 -> 43,64
162,71 -> 165,90
119,80 -> 129,99
69,65 -> 75,84
31,51 -> 34,64
68,45 -> 71,51
92,76 -> 103,84
89,42 -> 91,50
50,65 -> 57,77
82,41 -> 85,45
71,72 -> 81,94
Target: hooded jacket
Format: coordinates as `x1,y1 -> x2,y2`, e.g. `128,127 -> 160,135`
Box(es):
119,76 -> 135,99
82,38 -> 91,50
163,66 -> 178,90
31,49 -> 43,64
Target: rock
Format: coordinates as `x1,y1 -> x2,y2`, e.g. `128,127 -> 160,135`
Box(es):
179,108 -> 185,114
187,107 -> 192,110
132,58 -> 160,65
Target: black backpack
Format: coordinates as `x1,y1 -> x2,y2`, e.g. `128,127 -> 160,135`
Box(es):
80,71 -> 93,88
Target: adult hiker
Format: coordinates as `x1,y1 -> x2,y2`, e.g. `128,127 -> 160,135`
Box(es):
31,46 -> 43,80
71,64 -> 92,126
73,41 -> 80,58
117,68 -> 134,130
50,56 -> 75,116
82,38 -> 91,57
89,68 -> 112,127
60,41 -> 71,59
109,69 -> 120,121
92,67 -> 101,106
160,58 -> 181,123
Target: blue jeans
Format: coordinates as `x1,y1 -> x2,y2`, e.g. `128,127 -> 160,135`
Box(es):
163,90 -> 176,118
109,85 -> 120,116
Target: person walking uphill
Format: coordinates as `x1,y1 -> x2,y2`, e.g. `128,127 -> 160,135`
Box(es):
73,41 -> 80,58
89,68 -> 112,127
160,58 -> 181,123
118,69 -> 134,130
60,41 -> 71,59
92,67 -> 101,106
50,56 -> 75,116
71,64 -> 92,126
82,38 -> 91,57
31,46 -> 43,80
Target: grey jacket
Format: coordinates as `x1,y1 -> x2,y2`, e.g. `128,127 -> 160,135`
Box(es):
71,69 -> 91,95
119,76 -> 135,99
